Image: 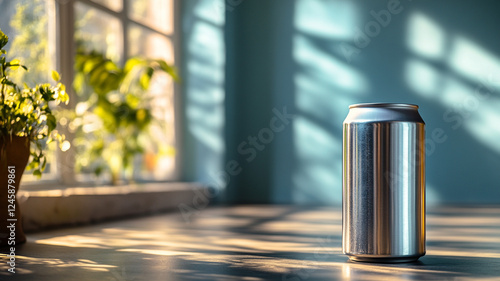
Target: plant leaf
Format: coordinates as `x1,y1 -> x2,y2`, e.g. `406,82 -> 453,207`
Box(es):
46,114 -> 57,131
33,169 -> 42,178
8,59 -> 21,70
0,29 -> 8,49
157,60 -> 180,82
41,156 -> 47,171
51,70 -> 61,82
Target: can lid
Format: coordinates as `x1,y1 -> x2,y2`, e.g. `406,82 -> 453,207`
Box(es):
349,103 -> 418,109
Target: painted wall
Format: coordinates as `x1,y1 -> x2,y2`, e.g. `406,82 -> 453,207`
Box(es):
180,0 -> 226,189
182,0 -> 500,205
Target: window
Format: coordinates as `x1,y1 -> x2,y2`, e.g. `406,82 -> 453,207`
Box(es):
0,0 -> 59,183
1,0 -> 179,187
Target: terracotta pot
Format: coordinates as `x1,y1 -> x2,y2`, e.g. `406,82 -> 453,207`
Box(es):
0,136 -> 30,246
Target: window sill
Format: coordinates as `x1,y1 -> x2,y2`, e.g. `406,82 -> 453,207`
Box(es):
18,182 -> 208,233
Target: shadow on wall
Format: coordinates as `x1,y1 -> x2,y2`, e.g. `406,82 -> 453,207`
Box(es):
291,0 -> 500,204
181,0 -> 226,187
185,0 -> 500,205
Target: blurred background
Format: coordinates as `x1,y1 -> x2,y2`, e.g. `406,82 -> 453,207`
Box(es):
2,0 -> 500,206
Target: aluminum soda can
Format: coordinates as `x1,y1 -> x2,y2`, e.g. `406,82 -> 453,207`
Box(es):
342,103 -> 425,263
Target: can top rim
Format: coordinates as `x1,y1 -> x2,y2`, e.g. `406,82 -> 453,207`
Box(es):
349,103 -> 419,109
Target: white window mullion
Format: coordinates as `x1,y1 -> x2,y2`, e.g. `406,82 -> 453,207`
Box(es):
122,0 -> 129,63
55,0 -> 77,185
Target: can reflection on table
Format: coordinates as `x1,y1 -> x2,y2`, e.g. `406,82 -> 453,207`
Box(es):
342,103 -> 426,263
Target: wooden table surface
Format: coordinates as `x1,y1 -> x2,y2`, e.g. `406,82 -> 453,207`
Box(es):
1,205 -> 500,280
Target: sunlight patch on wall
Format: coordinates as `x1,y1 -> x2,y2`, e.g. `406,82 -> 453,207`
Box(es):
440,75 -> 472,105
187,106 -> 224,153
184,0 -> 225,183
294,35 -> 369,95
439,75 -> 500,156
295,0 -> 358,40
464,101 -> 500,154
186,21 -> 225,154
407,12 -> 446,59
405,58 -> 442,97
406,11 -> 500,177
193,0 -> 224,26
449,36 -> 500,87
292,0 -> 364,204
293,116 -> 341,204
294,73 -> 359,122
446,36 -> 500,154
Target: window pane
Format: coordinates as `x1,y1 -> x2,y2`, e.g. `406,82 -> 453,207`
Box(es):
75,2 -> 123,62
129,0 -> 173,34
128,25 -> 176,181
129,24 -> 174,63
74,2 -> 124,184
138,71 -> 176,181
0,0 -> 58,182
1,0 -> 50,84
89,0 -> 122,12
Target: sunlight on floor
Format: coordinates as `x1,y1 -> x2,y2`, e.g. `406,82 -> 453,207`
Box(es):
2,206 -> 500,280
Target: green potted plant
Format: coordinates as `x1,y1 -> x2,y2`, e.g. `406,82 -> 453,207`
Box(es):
0,29 -> 69,246
72,50 -> 178,185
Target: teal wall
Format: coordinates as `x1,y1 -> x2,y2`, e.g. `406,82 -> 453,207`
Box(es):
180,0 -> 225,190
182,0 -> 500,205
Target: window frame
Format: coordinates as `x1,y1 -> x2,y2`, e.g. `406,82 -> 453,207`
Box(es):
46,0 -> 182,186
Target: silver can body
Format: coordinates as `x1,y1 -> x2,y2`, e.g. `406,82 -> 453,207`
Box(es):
342,103 -> 425,263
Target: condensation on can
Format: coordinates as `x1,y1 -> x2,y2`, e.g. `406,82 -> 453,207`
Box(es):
342,103 -> 426,263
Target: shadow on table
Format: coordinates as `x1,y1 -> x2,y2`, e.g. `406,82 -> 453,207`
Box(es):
1,205 -> 499,280
2,241 -> 499,281
166,253 -> 500,281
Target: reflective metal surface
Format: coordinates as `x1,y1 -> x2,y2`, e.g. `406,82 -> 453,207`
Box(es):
343,103 -> 426,262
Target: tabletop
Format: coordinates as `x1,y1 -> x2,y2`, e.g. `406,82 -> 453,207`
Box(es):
1,205 -> 500,280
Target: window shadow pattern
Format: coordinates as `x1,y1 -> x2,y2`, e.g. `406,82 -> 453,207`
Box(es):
2,206 -> 500,280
